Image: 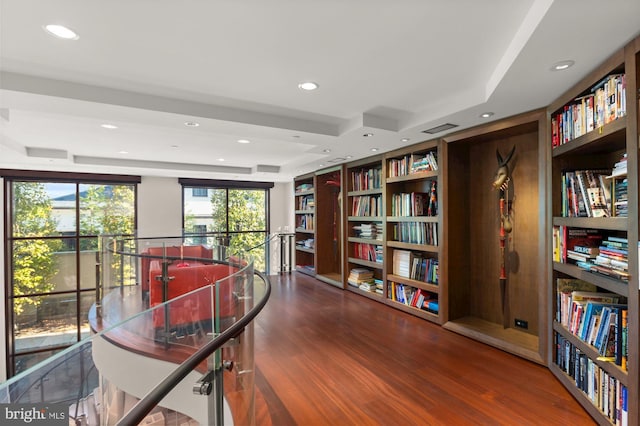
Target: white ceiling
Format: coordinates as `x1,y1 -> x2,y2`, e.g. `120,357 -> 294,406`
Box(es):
1,0 -> 639,183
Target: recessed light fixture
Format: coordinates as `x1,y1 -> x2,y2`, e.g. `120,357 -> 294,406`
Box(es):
184,121 -> 200,127
218,158 -> 225,162
401,138 -> 410,143
292,135 -> 300,138
346,155 -> 353,159
237,139 -> 250,144
118,150 -> 128,154
323,149 -> 331,153
370,148 -> 379,152
298,81 -> 319,91
363,133 -> 374,137
480,112 -> 494,118
43,24 -> 79,40
551,60 -> 575,71
101,123 -> 118,129
319,164 -> 324,167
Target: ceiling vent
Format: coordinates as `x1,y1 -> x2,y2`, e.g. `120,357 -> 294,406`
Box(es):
422,123 -> 458,134
255,164 -> 280,173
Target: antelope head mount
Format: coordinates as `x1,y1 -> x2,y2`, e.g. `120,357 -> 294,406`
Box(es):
492,146 -> 516,192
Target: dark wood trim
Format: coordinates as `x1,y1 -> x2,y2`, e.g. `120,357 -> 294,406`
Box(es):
0,169 -> 141,183
178,178 -> 274,189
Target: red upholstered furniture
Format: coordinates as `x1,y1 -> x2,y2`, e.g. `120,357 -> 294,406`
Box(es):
148,260 -> 239,330
140,245 -> 214,295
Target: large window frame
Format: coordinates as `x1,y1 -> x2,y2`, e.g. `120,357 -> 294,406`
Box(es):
2,170 -> 139,377
180,179 -> 272,272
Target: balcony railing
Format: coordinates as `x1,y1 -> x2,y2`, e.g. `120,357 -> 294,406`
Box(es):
0,236 -> 271,426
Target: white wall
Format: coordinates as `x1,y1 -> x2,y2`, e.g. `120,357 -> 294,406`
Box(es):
136,176 -> 183,238
268,181 -> 295,274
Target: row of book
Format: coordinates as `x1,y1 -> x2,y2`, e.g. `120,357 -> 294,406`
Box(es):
558,293 -> 627,368
352,242 -> 383,263
296,195 -> 314,211
613,177 -> 628,217
555,335 -> 628,424
350,167 -> 382,191
389,185 -> 437,217
351,195 -> 382,217
352,223 -> 382,240
295,183 -> 313,193
387,151 -> 438,177
392,222 -> 438,246
347,268 -> 383,294
388,281 -> 438,313
551,73 -> 626,147
560,169 -> 611,218
392,249 -> 438,284
295,214 -> 314,231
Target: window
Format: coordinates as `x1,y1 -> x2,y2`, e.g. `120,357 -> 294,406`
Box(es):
181,179 -> 272,272
192,187 -> 208,197
3,174 -> 138,377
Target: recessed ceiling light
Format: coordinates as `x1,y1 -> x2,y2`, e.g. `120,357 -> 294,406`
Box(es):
218,158 -> 225,162
319,164 -> 324,167
480,112 -> 494,118
43,24 -> 79,40
346,155 -> 353,159
370,148 -> 379,152
237,139 -> 250,144
551,60 -> 575,71
170,145 -> 179,148
292,135 -> 300,138
118,150 -> 128,154
298,81 -> 319,91
363,133 -> 374,137
323,149 -> 331,153
184,121 -> 200,127
101,123 -> 118,129
401,138 -> 410,142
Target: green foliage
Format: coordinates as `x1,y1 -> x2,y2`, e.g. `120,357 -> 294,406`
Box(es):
209,189 -> 267,271
80,185 -> 135,250
11,182 -> 62,315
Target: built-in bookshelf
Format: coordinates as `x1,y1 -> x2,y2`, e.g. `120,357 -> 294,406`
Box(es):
345,157 -> 384,299
443,110 -> 546,364
548,36 -> 639,425
294,173 -> 316,276
383,140 -> 443,323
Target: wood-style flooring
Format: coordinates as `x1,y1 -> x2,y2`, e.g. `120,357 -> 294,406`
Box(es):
254,272 -> 595,426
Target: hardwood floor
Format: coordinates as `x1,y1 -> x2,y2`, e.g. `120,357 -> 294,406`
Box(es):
254,272 -> 595,426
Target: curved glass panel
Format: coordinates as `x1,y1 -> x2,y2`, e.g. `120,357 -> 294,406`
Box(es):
0,236 -> 268,426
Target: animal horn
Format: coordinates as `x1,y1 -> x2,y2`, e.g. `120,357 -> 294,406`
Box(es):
503,145 -> 516,165
496,149 -> 504,165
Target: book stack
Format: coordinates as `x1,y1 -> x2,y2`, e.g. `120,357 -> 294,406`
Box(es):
295,183 -> 313,193
296,238 -> 314,249
590,236 -> 629,281
347,268 -> 374,288
352,223 -> 382,240
410,151 -> 438,173
610,153 -> 627,177
392,250 -> 412,278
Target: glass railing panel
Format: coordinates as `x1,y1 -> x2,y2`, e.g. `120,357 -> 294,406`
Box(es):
1,236 -> 267,426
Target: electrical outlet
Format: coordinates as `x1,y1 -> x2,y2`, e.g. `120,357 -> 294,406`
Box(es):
515,319 -> 528,329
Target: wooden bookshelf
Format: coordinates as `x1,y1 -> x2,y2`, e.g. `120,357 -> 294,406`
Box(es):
546,34 -> 639,425
344,156 -> 384,297
293,173 -> 316,276
442,110 -> 546,364
383,140 -> 443,324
